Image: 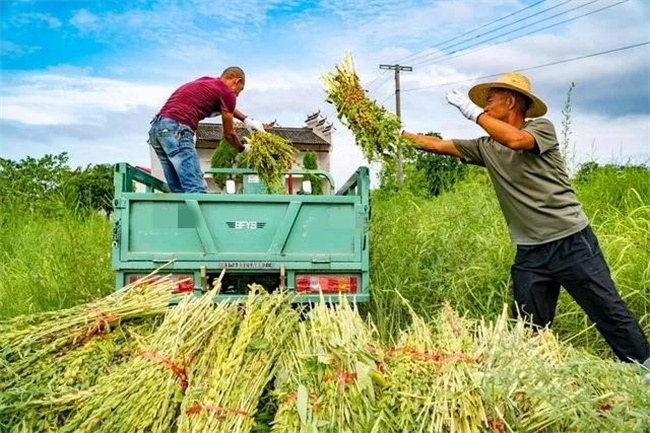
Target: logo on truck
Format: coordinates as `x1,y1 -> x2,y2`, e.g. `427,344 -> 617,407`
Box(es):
226,221 -> 267,230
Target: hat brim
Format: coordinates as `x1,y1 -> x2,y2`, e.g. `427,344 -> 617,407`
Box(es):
468,82 -> 547,118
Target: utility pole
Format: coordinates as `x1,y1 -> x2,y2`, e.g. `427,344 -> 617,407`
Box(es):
379,64 -> 412,184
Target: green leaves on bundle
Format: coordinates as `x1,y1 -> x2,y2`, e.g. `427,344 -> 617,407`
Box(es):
374,304 -> 486,433
0,321 -> 158,433
323,52 -> 408,162
271,298 -> 383,433
0,275 -> 179,388
239,131 -> 297,194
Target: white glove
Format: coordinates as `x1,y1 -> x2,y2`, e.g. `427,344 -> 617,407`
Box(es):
241,144 -> 251,154
446,89 -> 484,122
243,117 -> 265,132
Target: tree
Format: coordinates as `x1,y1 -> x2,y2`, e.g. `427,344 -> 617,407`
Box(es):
0,153 -> 70,213
380,132 -> 467,197
302,151 -> 323,195
0,153 -> 115,214
63,164 -> 114,213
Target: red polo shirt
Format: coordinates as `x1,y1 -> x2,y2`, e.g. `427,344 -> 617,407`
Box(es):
159,76 -> 237,131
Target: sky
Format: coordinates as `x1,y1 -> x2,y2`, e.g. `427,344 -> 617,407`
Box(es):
1,0 -> 649,187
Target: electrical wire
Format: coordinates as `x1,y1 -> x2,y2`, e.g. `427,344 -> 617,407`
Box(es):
401,41 -> 649,93
411,0 -> 629,69
411,0 -> 606,68
393,0 -> 548,64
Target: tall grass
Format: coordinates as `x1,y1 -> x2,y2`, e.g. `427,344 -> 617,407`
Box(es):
0,210 -> 113,319
369,165 -> 650,357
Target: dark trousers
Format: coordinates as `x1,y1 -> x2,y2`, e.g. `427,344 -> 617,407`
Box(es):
511,225 -> 650,363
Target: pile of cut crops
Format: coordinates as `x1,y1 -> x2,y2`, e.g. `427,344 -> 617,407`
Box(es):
2,278 -> 648,433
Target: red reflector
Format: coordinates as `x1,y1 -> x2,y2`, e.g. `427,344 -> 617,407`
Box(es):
295,275 -> 358,294
128,274 -> 194,293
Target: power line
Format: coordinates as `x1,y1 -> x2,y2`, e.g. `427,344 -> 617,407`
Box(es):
379,91 -> 395,106
433,0 -> 574,54
394,0 -> 548,64
412,0 -> 604,68
410,0 -> 630,70
401,41 -> 650,93
363,69 -> 391,92
366,73 -> 394,95
405,0 -> 572,66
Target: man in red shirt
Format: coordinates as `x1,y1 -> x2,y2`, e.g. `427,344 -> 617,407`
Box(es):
148,66 -> 264,193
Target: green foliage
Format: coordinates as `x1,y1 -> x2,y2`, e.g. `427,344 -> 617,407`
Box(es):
239,131 -> 296,194
301,151 -> 323,195
0,153 -> 114,319
0,209 -> 113,319
0,153 -> 69,214
64,164 -> 114,213
0,153 -> 114,214
210,139 -> 242,188
302,151 -> 318,170
410,152 -> 467,197
379,132 -> 467,198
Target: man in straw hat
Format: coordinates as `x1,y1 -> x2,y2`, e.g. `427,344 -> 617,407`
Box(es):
402,72 -> 650,367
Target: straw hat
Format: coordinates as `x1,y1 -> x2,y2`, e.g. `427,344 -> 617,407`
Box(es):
468,72 -> 547,118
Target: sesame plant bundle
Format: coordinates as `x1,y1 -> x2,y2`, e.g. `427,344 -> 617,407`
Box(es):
0,275 -> 181,389
0,319 -> 159,432
373,303 -> 487,433
322,52 -> 407,162
60,285 -> 231,433
238,131 -> 297,194
271,298 -> 384,433
178,286 -> 298,433
474,306 -> 650,433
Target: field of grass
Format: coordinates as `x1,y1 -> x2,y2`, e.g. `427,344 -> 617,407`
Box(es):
1,164 -> 649,360
0,210 -> 113,319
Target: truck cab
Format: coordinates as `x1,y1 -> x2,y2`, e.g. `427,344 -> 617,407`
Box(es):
111,164 -> 370,303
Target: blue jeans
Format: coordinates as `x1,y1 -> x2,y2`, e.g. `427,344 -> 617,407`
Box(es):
148,116 -> 207,193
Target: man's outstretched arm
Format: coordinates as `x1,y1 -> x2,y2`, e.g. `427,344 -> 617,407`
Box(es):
401,131 -> 463,158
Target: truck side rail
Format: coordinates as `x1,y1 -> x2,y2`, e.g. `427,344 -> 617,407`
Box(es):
114,163 -> 170,193
336,167 -> 370,207
205,168 -> 336,194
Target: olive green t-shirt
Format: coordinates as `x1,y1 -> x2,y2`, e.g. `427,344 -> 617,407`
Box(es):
452,118 -> 588,245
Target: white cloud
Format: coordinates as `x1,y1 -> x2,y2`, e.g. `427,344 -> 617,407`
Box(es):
69,9 -> 99,31
0,71 -> 169,125
12,12 -> 61,29
0,40 -> 40,57
568,113 -> 650,167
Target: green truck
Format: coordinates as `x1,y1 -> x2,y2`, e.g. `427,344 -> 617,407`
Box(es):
111,163 -> 370,302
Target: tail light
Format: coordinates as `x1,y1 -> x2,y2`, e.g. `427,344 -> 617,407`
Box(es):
128,274 -> 194,293
295,275 -> 358,294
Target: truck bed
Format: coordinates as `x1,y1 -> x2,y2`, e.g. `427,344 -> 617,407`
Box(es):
111,163 -> 370,302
